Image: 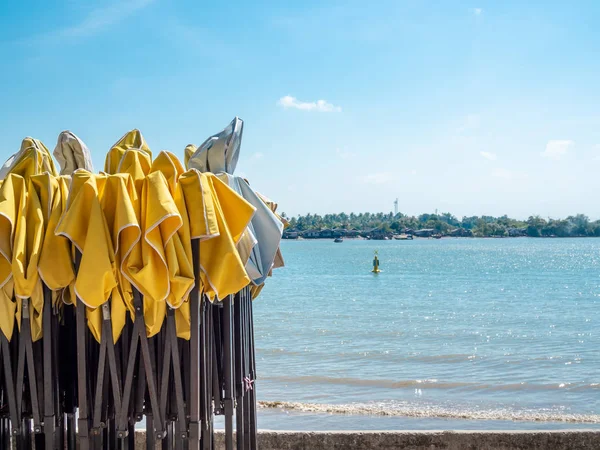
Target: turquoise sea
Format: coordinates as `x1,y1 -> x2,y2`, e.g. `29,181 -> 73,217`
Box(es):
250,238 -> 600,430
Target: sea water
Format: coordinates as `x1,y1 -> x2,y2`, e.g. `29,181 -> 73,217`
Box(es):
250,238 -> 600,430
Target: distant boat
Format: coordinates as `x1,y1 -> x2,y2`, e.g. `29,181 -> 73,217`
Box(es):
432,234 -> 442,239
334,237 -> 343,243
394,234 -> 413,240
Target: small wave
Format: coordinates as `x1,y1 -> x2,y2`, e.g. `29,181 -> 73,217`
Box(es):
258,401 -> 600,423
262,376 -> 600,392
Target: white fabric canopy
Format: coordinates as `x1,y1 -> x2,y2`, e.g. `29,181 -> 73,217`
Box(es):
53,131 -> 94,175
188,117 -> 243,174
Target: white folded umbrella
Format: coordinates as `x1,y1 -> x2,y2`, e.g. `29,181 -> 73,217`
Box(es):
188,117 -> 283,285
53,131 -> 94,175
188,117 -> 243,174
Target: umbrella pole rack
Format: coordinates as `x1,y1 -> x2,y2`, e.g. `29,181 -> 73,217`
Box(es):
0,239 -> 260,449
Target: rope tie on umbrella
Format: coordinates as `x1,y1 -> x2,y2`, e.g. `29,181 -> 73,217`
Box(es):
244,376 -> 255,392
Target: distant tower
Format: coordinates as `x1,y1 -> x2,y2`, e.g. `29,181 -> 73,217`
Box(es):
435,208 -> 438,215
394,198 -> 398,216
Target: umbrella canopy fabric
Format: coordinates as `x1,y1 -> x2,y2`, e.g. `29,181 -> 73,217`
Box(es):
150,151 -> 195,338
218,174 -> 283,286
179,170 -> 255,301
53,131 -> 94,175
32,173 -> 74,307
187,117 -> 243,174
187,116 -> 284,287
55,171 -> 119,342
0,137 -> 58,180
98,173 -> 141,341
0,174 -> 43,340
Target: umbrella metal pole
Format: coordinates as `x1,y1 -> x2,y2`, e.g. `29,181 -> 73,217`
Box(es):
74,250 -> 91,450
20,417 -> 32,450
249,299 -> 257,450
52,300 -> 64,450
16,298 -> 43,441
200,297 -> 210,450
92,302 -> 123,448
42,285 -> 55,450
0,330 -> 19,439
242,290 -> 251,450
222,296 -> 234,450
117,288 -> 164,443
234,292 -> 244,450
188,239 -> 201,450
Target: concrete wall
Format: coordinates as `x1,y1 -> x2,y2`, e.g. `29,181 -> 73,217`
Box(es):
134,430 -> 600,450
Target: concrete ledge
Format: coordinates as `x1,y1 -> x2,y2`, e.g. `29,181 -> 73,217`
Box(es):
135,429 -> 600,449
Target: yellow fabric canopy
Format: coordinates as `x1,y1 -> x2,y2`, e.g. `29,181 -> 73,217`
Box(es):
0,126 -> 283,343
150,152 -> 194,339
180,171 -> 255,301
0,174 -> 44,341
55,171 -> 118,342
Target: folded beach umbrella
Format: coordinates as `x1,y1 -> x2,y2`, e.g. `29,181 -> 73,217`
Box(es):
32,173 -> 75,305
0,175 -> 41,340
217,174 -> 284,286
0,137 -> 58,180
98,173 -> 141,340
188,117 -> 283,287
188,117 -> 243,174
121,170 -> 181,337
178,170 -> 255,301
184,144 -> 197,169
104,129 -> 152,174
55,171 -> 118,342
105,129 -> 152,196
150,151 -> 195,339
53,131 -> 94,175
250,192 -> 286,298
257,191 -> 286,270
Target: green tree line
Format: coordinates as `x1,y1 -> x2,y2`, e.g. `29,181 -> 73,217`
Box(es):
281,212 -> 600,238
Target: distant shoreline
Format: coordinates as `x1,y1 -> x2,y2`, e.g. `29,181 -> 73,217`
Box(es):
284,235 -> 600,240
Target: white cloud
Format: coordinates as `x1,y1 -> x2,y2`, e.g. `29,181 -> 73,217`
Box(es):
359,172 -> 394,185
410,169 -> 417,176
278,96 -> 342,112
480,151 -> 497,161
473,8 -> 483,15
542,140 -> 574,160
252,152 -> 264,160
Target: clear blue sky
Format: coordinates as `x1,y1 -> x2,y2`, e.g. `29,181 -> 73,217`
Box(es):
1,1 -> 599,219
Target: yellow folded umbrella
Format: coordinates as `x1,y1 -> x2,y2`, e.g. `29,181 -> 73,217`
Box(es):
0,174 -> 44,341
150,152 -> 194,339
122,170 -> 181,337
184,144 -> 197,170
104,130 -> 152,194
55,171 -> 118,342
0,137 -> 58,180
34,174 -> 75,298
179,170 -> 255,301
99,174 -> 141,341
0,175 -> 25,340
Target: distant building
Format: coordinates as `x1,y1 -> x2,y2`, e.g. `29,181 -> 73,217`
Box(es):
283,230 -> 299,239
302,230 -> 321,239
448,228 -> 473,237
507,227 -> 527,237
414,228 -> 435,237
